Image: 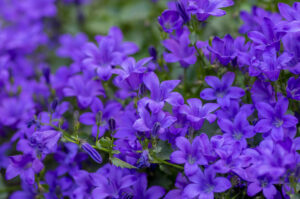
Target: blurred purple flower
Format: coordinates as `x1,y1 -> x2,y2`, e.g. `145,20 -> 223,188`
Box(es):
200,72 -> 245,107
158,10 -> 183,33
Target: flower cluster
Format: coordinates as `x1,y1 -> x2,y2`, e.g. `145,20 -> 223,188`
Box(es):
1,0 -> 300,199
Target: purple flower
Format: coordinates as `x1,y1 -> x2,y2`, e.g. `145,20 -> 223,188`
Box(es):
186,0 -> 234,21
248,17 -> 284,51
254,47 -> 292,81
207,34 -> 236,65
179,98 -> 219,130
113,57 -> 151,92
0,97 -> 35,127
6,154 -> 44,185
162,28 -> 196,68
184,167 -> 231,199
250,79 -> 276,105
254,97 -> 298,141
132,173 -> 165,199
57,33 -> 88,62
282,32 -> 300,74
170,136 -> 208,176
216,101 -> 254,121
83,37 -> 122,81
133,104 -> 177,138
29,130 -> 62,155
175,0 -> 190,23
200,72 -> 245,107
158,10 -> 183,33
218,112 -> 255,148
91,164 -> 137,199
278,2 -> 300,22
246,172 -> 279,199
287,77 -> 300,100
164,173 -> 189,199
239,6 -> 281,34
44,171 -> 73,199
81,142 -> 102,164
96,26 -> 139,56
79,100 -> 122,139
63,75 -> 105,108
141,72 -> 181,112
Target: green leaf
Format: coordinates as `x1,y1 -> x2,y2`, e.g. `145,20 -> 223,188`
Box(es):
97,137 -> 112,149
153,140 -> 173,160
111,157 -> 137,169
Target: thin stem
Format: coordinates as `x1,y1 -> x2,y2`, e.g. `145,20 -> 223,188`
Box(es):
152,155 -> 184,170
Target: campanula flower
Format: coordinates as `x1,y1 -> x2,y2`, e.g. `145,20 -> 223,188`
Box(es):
63,75 -> 105,108
200,72 -> 245,107
133,104 -> 177,138
113,57 -> 152,93
218,112 -> 255,148
254,97 -> 298,140
162,28 -> 196,68
282,32 -> 300,74
158,10 -> 183,33
248,17 -> 284,51
131,173 -> 165,199
286,76 -> 300,100
179,98 -> 219,130
186,0 -> 234,21
184,167 -> 231,199
170,136 -> 208,176
79,100 -> 122,139
141,72 -> 181,112
6,154 -> 44,185
207,34 -> 236,66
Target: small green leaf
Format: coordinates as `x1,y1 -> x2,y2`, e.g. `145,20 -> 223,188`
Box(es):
97,137 -> 112,149
111,157 -> 137,169
153,140 -> 173,160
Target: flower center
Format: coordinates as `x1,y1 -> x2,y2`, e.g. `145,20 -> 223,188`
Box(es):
233,131 -> 243,141
273,118 -> 283,128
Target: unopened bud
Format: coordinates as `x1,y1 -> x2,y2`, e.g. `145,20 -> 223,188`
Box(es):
81,142 -> 102,164
108,118 -> 116,132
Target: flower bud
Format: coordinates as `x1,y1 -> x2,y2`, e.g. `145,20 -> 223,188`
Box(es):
108,118 -> 116,132
81,142 -> 102,164
151,122 -> 161,137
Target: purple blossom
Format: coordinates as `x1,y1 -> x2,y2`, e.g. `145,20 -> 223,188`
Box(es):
184,167 -> 231,199
133,104 -> 177,138
63,75 -> 105,108
131,173 -> 165,199
170,136 -> 208,176
186,0 -> 234,21
239,6 -> 282,34
254,97 -> 298,141
287,76 -> 300,100
207,34 -> 236,66
179,98 -> 219,130
79,100 -> 122,139
162,28 -> 196,68
248,17 -> 284,51
6,154 -> 44,185
91,164 -> 137,199
200,72 -> 245,107
282,32 -> 300,74
250,79 -> 276,105
218,112 -> 255,148
141,72 -> 181,112
28,130 -> 62,155
57,33 -> 88,62
113,57 -> 152,94
164,173 -> 189,199
158,10 -> 183,33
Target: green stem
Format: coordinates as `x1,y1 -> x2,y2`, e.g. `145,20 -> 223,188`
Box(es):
152,156 -> 184,170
